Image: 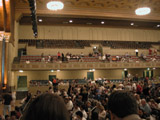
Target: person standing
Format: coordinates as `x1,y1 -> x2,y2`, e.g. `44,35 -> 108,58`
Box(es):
57,52 -> 61,60
135,49 -> 139,57
62,53 -> 64,61
3,92 -> 13,116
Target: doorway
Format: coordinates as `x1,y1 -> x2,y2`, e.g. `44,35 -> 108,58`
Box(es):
17,76 -> 27,91
49,75 -> 56,82
87,72 -> 94,80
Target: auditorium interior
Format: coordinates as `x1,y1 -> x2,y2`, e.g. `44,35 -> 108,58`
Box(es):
0,0 -> 160,119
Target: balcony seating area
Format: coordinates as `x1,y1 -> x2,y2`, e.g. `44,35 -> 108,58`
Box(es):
19,39 -> 157,49
19,55 -> 160,63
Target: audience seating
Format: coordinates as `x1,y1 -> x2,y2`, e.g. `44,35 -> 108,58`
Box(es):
19,39 -> 159,49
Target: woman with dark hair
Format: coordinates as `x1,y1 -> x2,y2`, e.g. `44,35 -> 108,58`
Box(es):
23,93 -> 69,120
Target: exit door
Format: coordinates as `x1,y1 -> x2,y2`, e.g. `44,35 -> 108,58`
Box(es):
87,72 -> 94,80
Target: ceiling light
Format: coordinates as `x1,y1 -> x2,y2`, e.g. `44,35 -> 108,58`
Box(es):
69,20 -> 73,23
153,68 -> 156,70
57,70 -> 60,72
51,70 -> 54,72
19,70 -> 24,73
101,21 -> 105,24
124,68 -> 127,71
147,68 -> 150,70
157,25 -> 160,27
39,19 -> 42,22
135,7 -> 151,16
92,69 -> 95,71
47,1 -> 64,11
131,23 -> 134,26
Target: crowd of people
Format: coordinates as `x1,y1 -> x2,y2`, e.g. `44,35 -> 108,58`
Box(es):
1,76 -> 160,120
24,49 -> 160,64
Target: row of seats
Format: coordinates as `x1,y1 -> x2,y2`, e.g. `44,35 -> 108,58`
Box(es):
20,55 -> 160,63
19,39 -> 158,49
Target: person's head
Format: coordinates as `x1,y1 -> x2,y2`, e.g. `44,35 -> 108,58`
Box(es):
108,91 -> 138,120
141,99 -> 146,106
76,111 -> 83,119
23,93 -> 69,120
10,111 -> 17,120
5,115 -> 10,120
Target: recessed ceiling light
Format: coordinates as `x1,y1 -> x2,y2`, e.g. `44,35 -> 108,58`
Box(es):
101,21 -> 105,24
135,7 -> 151,16
157,25 -> 160,27
124,68 -> 127,71
57,70 -> 60,72
69,20 -> 73,23
153,68 -> 156,70
47,1 -> 64,11
39,19 -> 42,22
131,23 -> 134,26
51,70 -> 54,72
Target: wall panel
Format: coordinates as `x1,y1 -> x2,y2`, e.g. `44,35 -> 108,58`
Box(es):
19,25 -> 160,42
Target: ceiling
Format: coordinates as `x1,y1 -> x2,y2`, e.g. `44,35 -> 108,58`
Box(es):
15,0 -> 160,29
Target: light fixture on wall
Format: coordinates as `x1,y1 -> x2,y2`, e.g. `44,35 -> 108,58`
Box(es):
135,7 -> 151,16
19,70 -> 24,73
51,70 -> 54,72
47,0 -> 64,11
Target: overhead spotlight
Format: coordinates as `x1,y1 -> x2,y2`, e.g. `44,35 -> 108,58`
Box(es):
153,68 -> 156,70
51,70 -> 54,72
28,0 -> 38,38
69,20 -> 73,23
135,7 -> 151,16
147,68 -> 150,70
124,68 -> 127,71
130,23 -> 134,26
57,70 -> 60,72
92,69 -> 95,71
101,21 -> 105,24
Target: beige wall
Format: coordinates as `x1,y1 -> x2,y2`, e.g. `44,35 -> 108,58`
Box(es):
19,25 -> 160,42
13,69 -> 124,88
13,68 -> 160,89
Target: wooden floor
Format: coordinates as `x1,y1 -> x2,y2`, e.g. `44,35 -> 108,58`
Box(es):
0,100 -> 21,116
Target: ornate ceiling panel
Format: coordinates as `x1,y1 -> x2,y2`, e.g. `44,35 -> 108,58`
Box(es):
14,0 -> 160,21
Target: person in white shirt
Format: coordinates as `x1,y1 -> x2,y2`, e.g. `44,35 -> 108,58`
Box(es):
65,97 -> 73,111
80,105 -> 88,119
98,105 -> 106,120
72,103 -> 80,119
135,49 -> 139,57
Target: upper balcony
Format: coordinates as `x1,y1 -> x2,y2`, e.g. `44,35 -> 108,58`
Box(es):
12,55 -> 160,71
